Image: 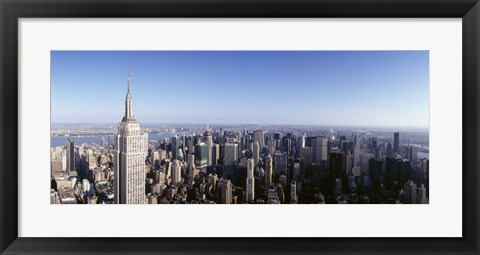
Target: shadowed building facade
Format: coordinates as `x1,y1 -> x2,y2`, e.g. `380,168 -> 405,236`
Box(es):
394,132 -> 400,154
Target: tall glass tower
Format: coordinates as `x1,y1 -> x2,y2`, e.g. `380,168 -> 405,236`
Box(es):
394,132 -> 400,154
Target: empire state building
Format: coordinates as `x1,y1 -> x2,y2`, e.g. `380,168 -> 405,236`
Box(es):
114,71 -> 147,204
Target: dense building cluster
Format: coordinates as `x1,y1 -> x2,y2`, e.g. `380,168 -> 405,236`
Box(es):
50,128 -> 429,204
143,128 -> 429,204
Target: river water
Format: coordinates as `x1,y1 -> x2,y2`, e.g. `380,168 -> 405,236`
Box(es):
50,133 -> 178,147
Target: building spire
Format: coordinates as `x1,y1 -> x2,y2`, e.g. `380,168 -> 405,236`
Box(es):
127,65 -> 131,94
123,66 -> 135,122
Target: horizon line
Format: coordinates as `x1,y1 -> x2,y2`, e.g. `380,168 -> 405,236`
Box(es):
51,121 -> 429,130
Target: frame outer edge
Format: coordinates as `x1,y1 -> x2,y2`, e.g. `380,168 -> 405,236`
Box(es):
473,3 -> 479,253
463,2 -> 480,254
1,0 -> 480,254
0,0 -> 2,251
0,0 -> 19,254
476,3 -> 479,253
0,0 -> 5,253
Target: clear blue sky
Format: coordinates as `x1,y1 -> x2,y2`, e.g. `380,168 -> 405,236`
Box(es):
51,51 -> 429,128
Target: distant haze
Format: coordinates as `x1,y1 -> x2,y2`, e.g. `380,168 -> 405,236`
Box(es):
51,51 -> 429,129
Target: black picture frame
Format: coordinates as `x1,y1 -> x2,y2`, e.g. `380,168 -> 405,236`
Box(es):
1,0 -> 479,254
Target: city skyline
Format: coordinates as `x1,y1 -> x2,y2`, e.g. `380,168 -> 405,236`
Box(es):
51,51 -> 429,128
50,51 -> 429,205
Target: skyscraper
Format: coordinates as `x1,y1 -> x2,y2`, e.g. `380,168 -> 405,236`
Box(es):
301,147 -> 312,167
329,152 -> 343,180
253,141 -> 260,167
417,184 -> 427,204
218,177 -> 232,204
253,129 -> 265,149
212,143 -> 220,165
246,158 -> 255,202
290,180 -> 298,204
404,180 -> 417,204
312,136 -> 328,162
368,158 -> 383,190
343,151 -> 352,175
394,132 -> 400,154
265,154 -> 273,189
296,135 -> 305,158
66,139 -> 75,174
171,159 -> 182,184
115,70 -> 147,204
386,143 -> 393,157
274,151 -> 288,175
293,162 -> 300,181
282,137 -> 291,156
171,136 -> 182,160
224,143 -> 238,174
419,158 -> 429,186
204,130 -> 213,167
195,142 -> 208,170
353,132 -> 360,166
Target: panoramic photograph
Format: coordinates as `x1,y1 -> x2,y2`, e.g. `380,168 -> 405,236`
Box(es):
50,51 -> 429,204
